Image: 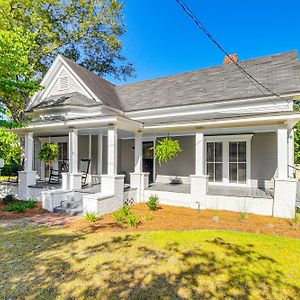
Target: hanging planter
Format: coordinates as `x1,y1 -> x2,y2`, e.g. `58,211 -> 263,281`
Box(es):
153,137 -> 182,165
38,143 -> 59,164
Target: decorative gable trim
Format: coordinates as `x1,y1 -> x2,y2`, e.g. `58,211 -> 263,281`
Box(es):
28,55 -> 102,110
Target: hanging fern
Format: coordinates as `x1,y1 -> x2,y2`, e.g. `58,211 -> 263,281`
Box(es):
38,143 -> 59,164
153,137 -> 182,165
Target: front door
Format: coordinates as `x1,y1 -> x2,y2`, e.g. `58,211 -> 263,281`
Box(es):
143,141 -> 154,182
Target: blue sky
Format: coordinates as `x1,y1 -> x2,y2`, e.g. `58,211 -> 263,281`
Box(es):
108,0 -> 300,84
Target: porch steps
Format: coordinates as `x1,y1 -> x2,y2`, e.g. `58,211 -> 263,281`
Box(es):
53,192 -> 83,216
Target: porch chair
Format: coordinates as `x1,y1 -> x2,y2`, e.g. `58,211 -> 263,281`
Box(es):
48,160 -> 69,184
79,159 -> 91,187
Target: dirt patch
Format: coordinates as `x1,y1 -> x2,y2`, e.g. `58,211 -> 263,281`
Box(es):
65,204 -> 300,239
0,201 -> 47,220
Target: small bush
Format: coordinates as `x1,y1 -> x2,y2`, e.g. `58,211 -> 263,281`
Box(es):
3,199 -> 37,213
4,203 -> 26,213
143,214 -> 153,222
113,206 -> 140,228
125,213 -> 139,227
240,212 -> 248,221
291,213 -> 300,229
26,199 -> 37,209
84,212 -> 98,223
3,194 -> 15,205
147,195 -> 159,211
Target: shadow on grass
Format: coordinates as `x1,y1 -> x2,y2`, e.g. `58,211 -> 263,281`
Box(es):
0,224 -> 299,299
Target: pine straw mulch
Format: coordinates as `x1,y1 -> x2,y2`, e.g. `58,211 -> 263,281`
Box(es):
0,201 -> 47,220
65,204 -> 300,239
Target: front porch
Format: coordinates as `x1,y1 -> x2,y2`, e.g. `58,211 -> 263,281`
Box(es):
5,113 -> 297,218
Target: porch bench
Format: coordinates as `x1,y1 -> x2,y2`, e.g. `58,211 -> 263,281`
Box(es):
155,175 -> 190,185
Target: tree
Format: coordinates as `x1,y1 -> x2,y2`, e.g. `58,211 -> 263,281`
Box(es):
294,101 -> 300,164
0,0 -> 133,122
0,0 -> 134,79
0,27 -> 41,122
0,128 -> 21,165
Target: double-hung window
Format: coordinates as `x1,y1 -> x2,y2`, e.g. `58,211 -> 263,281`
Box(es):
206,142 -> 223,182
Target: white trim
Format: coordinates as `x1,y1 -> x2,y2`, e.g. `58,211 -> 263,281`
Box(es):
126,92 -> 297,116
205,134 -> 253,186
143,112 -> 300,131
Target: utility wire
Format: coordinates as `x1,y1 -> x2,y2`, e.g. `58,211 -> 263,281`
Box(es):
175,0 -> 293,109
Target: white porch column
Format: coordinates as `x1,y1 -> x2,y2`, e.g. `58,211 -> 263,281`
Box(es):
273,126 -> 297,218
130,132 -> 149,203
288,128 -> 295,178
277,126 -> 288,179
66,129 -> 81,190
190,131 -> 208,209
134,132 -> 143,173
101,127 -> 125,203
18,132 -> 37,200
107,127 -> 118,175
69,129 -> 78,174
195,131 -> 205,175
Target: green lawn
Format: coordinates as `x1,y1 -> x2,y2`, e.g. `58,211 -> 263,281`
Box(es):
1,221 -> 300,299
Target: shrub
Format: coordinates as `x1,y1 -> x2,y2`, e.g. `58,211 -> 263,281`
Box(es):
113,206 -> 140,228
3,194 -> 15,205
25,199 -> 37,209
147,195 -> 159,211
84,212 -> 98,223
240,212 -> 248,221
4,203 -> 26,213
291,213 -> 300,229
125,213 -> 139,227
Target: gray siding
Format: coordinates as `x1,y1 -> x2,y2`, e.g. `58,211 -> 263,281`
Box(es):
251,132 -> 277,188
119,139 -> 134,181
155,136 -> 195,177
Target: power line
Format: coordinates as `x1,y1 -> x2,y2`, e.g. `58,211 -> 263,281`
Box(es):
175,0 -> 293,109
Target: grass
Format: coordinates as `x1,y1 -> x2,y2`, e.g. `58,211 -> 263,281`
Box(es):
0,222 -> 300,299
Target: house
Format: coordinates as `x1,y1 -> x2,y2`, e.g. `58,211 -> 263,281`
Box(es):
3,50 -> 300,218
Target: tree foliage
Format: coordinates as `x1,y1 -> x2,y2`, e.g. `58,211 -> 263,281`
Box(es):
0,0 -> 133,79
0,0 -> 134,122
0,128 -> 21,164
153,138 -> 182,166
0,27 -> 41,122
294,102 -> 300,164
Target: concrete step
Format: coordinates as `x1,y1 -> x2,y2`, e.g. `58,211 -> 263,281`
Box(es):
53,205 -> 83,216
61,200 -> 83,209
54,193 -> 84,215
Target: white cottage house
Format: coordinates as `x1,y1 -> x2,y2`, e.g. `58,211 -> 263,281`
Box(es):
3,51 -> 300,218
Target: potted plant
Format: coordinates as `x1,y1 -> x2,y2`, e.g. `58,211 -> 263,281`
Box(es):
153,137 -> 182,165
38,143 -> 59,165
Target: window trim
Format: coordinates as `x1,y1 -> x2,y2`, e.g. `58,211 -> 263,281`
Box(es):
205,135 -> 253,186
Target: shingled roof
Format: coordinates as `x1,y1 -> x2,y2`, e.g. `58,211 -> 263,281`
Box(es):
35,51 -> 300,113
115,51 -> 300,111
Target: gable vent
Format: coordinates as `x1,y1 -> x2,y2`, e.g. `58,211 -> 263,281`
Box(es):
59,75 -> 69,90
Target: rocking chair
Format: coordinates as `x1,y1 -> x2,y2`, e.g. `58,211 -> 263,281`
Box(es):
79,159 -> 91,187
49,160 -> 69,184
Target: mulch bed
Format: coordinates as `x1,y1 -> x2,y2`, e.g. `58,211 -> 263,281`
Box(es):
0,201 -> 47,220
65,204 -> 300,239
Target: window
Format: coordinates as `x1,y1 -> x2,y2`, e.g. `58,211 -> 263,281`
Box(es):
58,142 -> 68,170
206,142 -> 223,182
205,135 -> 252,185
229,141 -> 247,184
